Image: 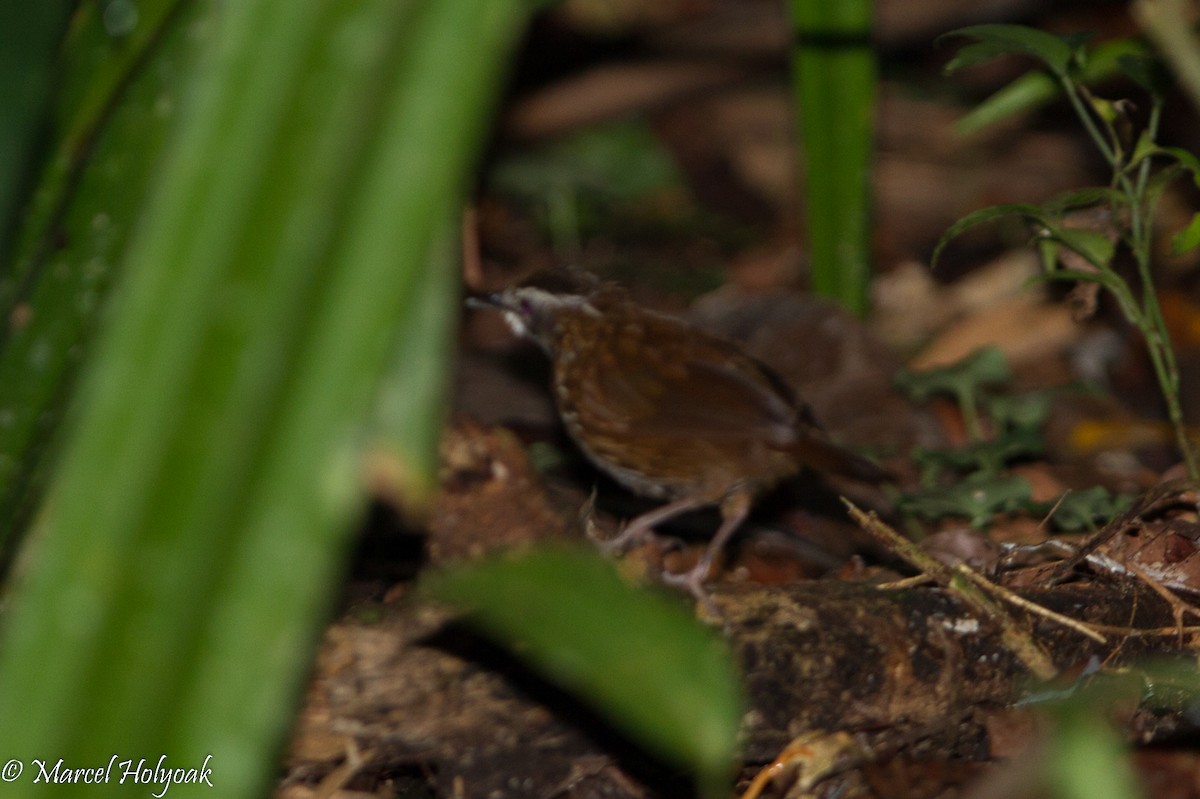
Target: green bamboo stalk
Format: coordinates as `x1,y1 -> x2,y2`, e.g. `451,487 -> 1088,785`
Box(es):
0,3 -> 525,799
787,0 -> 877,316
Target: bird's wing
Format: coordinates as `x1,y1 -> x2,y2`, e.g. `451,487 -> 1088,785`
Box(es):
589,351 -> 801,445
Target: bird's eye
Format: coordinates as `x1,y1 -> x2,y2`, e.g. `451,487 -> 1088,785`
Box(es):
518,297 -> 533,316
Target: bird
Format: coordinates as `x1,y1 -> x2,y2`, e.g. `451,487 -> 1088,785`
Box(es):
469,274 -> 888,601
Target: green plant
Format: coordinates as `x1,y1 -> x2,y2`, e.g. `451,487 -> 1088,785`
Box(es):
488,119 -> 686,257
935,24 -> 1200,481
424,547 -> 743,799
1022,670 -> 1146,799
0,3 -> 527,798
895,346 -> 1014,443
1046,485 -> 1131,532
0,1 -> 74,267
895,346 -> 1124,530
898,472 -> 1034,529
0,0 -> 196,549
954,36 -> 1148,135
895,348 -> 1033,527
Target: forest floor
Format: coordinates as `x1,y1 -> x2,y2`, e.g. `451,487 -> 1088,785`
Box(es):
276,2 -> 1200,797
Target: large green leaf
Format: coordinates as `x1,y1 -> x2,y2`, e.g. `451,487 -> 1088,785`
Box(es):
424,547 -> 743,797
0,0 -> 201,549
0,0 -> 74,265
1,0 -> 188,310
0,2 -> 527,799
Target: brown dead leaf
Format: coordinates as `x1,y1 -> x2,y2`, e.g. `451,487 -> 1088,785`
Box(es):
910,292 -> 1079,372
505,61 -> 751,139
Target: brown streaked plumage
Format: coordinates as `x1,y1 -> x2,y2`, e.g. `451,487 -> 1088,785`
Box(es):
472,279 -> 887,600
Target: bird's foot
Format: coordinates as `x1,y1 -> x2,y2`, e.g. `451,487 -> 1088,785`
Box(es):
660,560 -> 721,617
580,490 -> 655,555
590,521 -> 650,555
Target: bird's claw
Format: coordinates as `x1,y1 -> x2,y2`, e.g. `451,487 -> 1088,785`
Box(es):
591,521 -> 648,555
660,562 -> 721,617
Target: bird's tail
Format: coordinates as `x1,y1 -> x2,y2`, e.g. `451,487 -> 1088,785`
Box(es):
785,433 -> 891,483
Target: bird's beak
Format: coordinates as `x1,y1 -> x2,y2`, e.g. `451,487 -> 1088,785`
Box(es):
464,293 -> 500,310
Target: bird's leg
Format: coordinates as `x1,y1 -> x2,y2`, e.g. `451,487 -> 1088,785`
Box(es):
661,490 -> 752,604
590,494 -> 713,555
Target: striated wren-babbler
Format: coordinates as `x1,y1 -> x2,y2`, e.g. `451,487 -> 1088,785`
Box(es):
472,276 -> 887,601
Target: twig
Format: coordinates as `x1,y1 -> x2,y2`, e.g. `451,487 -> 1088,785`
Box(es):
314,741 -> 374,799
843,500 -> 1058,680
953,563 -> 1106,644
1091,623 -> 1200,637
1118,557 -> 1200,645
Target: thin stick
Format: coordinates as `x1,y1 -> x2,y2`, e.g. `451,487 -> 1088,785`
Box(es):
953,563 -> 1106,644
843,500 -> 1058,680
